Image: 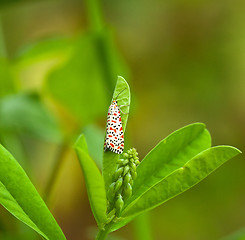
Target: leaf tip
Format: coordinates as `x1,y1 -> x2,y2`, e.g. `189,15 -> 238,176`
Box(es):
228,146 -> 242,154
73,134 -> 88,153
116,76 -> 130,94
213,145 -> 242,158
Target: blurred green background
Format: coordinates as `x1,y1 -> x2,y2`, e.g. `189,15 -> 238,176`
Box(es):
0,0 -> 244,239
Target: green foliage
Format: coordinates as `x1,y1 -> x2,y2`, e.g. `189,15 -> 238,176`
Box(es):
74,134 -> 107,228
74,77 -> 240,240
43,31 -> 128,125
0,93 -> 62,142
0,69 -> 240,240
0,0 -> 242,238
0,144 -> 66,240
124,123 -> 211,213
123,146 -> 240,218
44,34 -> 108,124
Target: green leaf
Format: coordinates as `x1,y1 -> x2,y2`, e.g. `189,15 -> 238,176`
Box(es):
124,123 -> 211,211
83,124 -> 105,170
44,34 -> 108,124
74,134 -> 107,227
15,37 -> 72,62
123,146 -> 241,218
0,93 -> 62,142
0,144 -> 66,240
102,76 -> 130,194
44,29 -> 129,124
13,37 -> 72,91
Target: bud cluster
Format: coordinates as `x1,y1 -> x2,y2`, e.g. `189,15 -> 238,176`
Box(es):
107,148 -> 140,218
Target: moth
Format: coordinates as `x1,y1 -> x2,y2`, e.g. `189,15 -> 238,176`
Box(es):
104,89 -> 128,154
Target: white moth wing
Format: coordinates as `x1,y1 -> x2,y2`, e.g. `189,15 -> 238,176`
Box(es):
104,100 -> 124,154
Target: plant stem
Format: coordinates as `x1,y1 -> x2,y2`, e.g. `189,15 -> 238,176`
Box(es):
96,223 -> 113,240
43,142 -> 68,205
84,0 -> 114,92
84,0 -> 104,33
133,213 -> 152,240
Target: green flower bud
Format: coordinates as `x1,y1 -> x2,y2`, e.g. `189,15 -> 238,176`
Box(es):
122,159 -> 129,165
115,194 -> 124,217
131,169 -> 137,180
129,179 -> 133,185
123,183 -> 132,200
114,167 -> 124,180
107,182 -> 116,202
130,162 -> 136,172
123,153 -> 128,158
124,172 -> 132,185
135,160 -> 140,165
117,159 -> 124,165
115,177 -> 123,192
123,165 -> 130,176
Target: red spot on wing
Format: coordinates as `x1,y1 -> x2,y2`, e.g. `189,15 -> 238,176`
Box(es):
119,127 -> 123,131
112,120 -> 116,123
119,117 -> 121,121
108,135 -> 112,138
120,135 -> 124,138
114,113 -> 117,116
110,143 -> 114,148
110,127 -> 113,130
114,129 -> 117,133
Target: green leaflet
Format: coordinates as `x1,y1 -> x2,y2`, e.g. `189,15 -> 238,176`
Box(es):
123,146 -> 241,218
103,76 -> 130,195
0,144 -> 66,240
123,123 -> 211,211
74,134 -> 107,227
